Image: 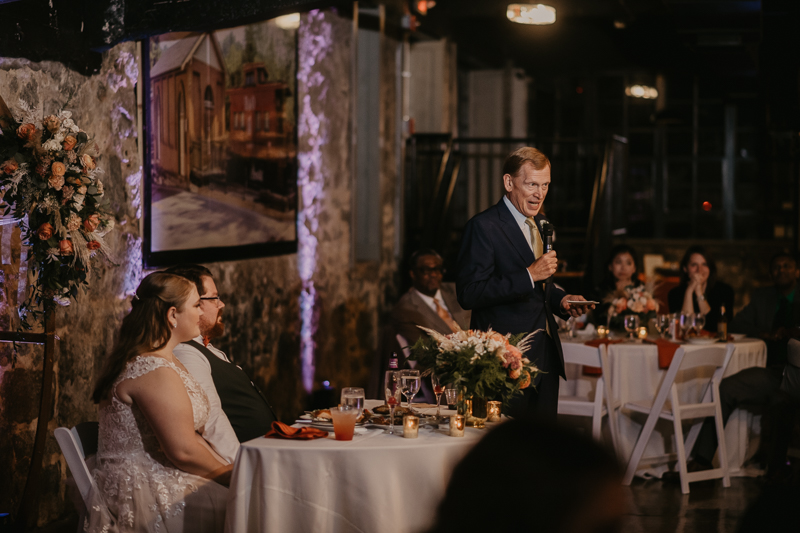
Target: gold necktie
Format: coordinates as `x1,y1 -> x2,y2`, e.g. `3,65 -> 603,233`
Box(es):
434,299 -> 460,333
525,217 -> 543,259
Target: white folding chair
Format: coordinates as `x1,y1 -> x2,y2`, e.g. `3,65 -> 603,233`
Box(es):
557,343 -> 621,454
55,422 -> 99,515
622,344 -> 735,494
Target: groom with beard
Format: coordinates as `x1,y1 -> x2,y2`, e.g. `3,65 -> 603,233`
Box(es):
168,264 -> 276,461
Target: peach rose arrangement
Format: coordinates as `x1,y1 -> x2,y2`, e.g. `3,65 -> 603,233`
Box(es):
409,326 -> 540,409
0,101 -> 115,328
606,284 -> 659,331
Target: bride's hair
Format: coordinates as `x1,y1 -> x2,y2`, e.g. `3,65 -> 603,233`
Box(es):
92,271 -> 196,403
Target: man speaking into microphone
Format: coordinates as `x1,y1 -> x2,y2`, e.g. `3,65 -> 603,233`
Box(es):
456,147 -> 595,418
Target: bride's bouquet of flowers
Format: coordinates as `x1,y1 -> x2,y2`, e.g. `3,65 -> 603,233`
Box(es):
607,284 -> 659,330
409,327 -> 540,407
0,100 -> 116,328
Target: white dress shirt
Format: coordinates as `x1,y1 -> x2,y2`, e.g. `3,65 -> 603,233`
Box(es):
174,336 -> 240,464
502,195 -> 537,288
413,288 -> 453,316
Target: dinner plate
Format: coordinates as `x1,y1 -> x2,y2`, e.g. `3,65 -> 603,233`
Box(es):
686,337 -> 719,345
730,333 -> 746,341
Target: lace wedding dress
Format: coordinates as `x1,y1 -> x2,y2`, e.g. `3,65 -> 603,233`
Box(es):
83,356 -> 228,533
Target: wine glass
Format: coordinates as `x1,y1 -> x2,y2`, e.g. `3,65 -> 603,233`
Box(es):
623,315 -> 640,341
680,313 -> 695,339
400,369 -> 421,410
340,387 -> 364,415
384,371 -> 401,435
431,374 -> 444,421
693,313 -> 706,333
655,314 -> 670,339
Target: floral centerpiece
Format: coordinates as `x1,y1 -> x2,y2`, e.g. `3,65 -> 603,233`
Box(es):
0,100 -> 115,328
409,327 -> 540,410
606,284 -> 659,331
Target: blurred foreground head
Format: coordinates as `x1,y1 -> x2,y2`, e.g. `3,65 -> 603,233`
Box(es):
427,418 -> 625,533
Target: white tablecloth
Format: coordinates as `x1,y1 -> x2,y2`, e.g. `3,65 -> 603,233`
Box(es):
225,400 -> 481,533
559,337 -> 767,477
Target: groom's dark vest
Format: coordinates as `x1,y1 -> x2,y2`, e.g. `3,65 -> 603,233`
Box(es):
185,340 -> 276,443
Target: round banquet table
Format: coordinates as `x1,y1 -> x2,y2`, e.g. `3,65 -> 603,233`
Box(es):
559,336 -> 767,478
224,400 -> 482,533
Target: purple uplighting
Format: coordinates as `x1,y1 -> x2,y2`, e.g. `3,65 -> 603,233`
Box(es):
297,10 -> 332,394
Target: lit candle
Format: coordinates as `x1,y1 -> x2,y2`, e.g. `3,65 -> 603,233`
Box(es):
403,415 -> 419,439
597,325 -> 608,339
637,326 -> 648,340
487,401 -> 502,422
450,414 -> 465,437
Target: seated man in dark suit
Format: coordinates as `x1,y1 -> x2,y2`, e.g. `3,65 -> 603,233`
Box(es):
688,252 -> 800,474
167,264 -> 276,460
390,249 -> 470,401
391,248 -> 471,352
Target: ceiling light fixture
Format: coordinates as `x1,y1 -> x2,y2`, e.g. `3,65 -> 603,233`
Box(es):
507,4 -> 556,25
625,85 -> 658,99
274,13 -> 301,30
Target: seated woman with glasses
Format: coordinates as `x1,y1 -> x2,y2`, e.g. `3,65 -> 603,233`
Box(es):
668,245 -> 734,332
85,272 -> 231,533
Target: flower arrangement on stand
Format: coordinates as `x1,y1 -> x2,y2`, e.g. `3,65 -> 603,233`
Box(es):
409,327 -> 541,413
606,284 -> 659,332
0,100 -> 116,329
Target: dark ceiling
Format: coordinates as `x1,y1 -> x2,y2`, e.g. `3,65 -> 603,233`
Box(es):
416,0 -> 763,78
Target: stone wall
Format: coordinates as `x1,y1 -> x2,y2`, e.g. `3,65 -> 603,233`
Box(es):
0,8 -> 401,526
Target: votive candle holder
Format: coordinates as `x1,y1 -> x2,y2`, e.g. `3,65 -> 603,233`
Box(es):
597,325 -> 608,339
403,415 -> 419,438
637,326 -> 648,340
450,414 -> 465,437
487,401 -> 502,422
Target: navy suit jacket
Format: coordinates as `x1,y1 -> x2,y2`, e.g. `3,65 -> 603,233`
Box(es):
456,199 -> 569,379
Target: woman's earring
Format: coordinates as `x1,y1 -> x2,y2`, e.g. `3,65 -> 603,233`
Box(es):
171,322 -> 177,329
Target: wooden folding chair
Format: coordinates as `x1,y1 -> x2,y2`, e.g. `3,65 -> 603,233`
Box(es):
622,344 -> 735,494
557,343 -> 621,455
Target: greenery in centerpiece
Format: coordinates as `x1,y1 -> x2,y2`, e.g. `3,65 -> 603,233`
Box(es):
0,100 -> 116,328
408,327 -> 541,409
605,284 -> 659,331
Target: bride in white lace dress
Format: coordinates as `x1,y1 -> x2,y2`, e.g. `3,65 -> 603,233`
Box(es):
85,272 -> 232,532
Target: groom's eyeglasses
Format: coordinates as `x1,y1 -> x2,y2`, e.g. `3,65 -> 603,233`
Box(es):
200,296 -> 223,307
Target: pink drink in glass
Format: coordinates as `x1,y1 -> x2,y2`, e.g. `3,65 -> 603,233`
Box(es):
330,407 -> 358,441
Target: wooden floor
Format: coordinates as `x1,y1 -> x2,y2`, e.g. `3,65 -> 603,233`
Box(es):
23,472 -> 800,533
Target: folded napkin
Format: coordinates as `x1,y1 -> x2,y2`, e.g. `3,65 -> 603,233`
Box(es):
581,338 -> 624,376
645,338 -> 681,369
264,421 -> 329,440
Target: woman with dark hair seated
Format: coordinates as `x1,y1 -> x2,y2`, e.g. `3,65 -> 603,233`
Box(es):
85,272 -> 231,533
667,245 -> 734,333
426,418 -> 626,533
592,244 -> 643,327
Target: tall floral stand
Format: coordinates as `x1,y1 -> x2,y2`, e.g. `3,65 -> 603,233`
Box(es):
0,309 -> 57,530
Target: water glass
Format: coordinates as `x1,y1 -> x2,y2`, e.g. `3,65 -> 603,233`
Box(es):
680,313 -> 695,339
623,315 -> 640,341
330,406 -> 358,441
400,369 -> 421,409
654,314 -> 670,339
340,387 -> 364,413
445,387 -> 458,409
693,313 -> 706,332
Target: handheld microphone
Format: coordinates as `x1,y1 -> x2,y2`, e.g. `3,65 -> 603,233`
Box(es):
540,220 -> 554,253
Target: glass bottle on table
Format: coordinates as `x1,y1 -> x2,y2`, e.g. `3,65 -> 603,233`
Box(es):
718,305 -> 728,341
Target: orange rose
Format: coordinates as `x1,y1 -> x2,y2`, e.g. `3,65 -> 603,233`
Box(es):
17,123 -> 36,141
59,239 -> 74,255
83,214 -> 100,232
2,160 -> 18,174
86,241 -> 101,251
51,161 -> 66,177
519,371 -> 531,389
62,135 -> 78,151
37,223 -> 53,240
42,115 -> 61,133
80,154 -> 96,170
509,368 -> 521,380
48,174 -> 64,191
